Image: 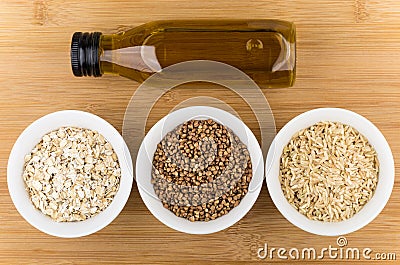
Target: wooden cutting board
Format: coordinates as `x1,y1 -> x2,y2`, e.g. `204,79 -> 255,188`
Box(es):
0,0 -> 399,264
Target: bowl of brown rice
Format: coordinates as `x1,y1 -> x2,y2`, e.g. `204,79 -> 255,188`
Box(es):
265,108 -> 394,236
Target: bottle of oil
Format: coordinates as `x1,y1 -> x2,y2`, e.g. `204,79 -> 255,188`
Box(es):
71,20 -> 296,88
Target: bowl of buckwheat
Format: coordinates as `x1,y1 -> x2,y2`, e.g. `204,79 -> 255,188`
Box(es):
7,110 -> 133,238
265,108 -> 394,236
136,106 -> 264,234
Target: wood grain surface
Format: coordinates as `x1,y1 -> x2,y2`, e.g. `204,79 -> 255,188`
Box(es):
0,0 -> 399,264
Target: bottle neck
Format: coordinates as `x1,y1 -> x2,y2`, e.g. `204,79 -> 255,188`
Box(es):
70,32 -> 103,77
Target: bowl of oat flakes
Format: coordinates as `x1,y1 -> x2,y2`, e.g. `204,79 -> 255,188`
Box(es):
266,108 -> 394,236
136,106 -> 264,234
7,110 -> 133,238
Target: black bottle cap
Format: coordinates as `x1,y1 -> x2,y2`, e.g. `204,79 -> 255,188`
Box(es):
70,32 -> 102,77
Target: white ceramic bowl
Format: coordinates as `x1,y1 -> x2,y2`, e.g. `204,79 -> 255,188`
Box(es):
136,106 -> 264,234
7,110 -> 133,238
266,108 -> 395,236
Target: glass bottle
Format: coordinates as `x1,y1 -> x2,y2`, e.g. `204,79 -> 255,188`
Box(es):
71,20 -> 296,88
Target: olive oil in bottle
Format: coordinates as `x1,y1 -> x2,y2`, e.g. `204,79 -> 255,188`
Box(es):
71,20 -> 296,88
